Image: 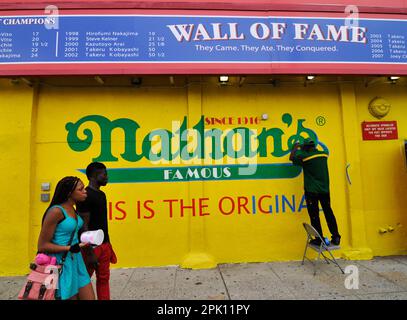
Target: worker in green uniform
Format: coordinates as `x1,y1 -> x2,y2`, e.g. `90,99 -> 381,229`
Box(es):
290,138 -> 341,246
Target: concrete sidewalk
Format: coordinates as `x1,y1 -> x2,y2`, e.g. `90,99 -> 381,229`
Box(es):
2,255 -> 407,300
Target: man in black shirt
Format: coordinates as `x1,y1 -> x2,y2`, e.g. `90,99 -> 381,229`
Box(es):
77,162 -> 117,300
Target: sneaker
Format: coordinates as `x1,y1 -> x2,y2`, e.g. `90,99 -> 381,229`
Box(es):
309,238 -> 322,246
331,235 -> 341,245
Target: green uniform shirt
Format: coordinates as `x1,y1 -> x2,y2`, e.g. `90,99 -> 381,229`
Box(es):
291,148 -> 330,194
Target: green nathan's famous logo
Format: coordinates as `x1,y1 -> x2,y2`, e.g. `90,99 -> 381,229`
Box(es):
65,113 -> 328,183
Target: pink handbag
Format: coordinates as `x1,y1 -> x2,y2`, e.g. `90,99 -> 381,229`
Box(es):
18,263 -> 61,300
20,213 -> 77,300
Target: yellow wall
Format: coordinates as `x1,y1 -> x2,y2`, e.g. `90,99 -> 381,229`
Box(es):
355,83 -> 407,256
0,79 -> 36,275
1,76 -> 406,276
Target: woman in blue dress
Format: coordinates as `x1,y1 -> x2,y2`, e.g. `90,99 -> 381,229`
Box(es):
37,176 -> 95,300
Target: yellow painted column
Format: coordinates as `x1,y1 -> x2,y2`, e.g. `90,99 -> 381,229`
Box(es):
339,83 -> 373,260
180,80 -> 216,269
0,79 -> 36,275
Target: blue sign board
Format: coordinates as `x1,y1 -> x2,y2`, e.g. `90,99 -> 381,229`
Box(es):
0,15 -> 406,67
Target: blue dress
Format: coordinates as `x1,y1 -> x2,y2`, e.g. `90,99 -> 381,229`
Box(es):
47,205 -> 91,300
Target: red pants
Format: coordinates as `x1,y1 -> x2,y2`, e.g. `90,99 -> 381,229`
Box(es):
82,242 -> 117,300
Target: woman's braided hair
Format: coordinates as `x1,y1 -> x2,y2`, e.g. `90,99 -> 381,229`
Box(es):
42,176 -> 80,224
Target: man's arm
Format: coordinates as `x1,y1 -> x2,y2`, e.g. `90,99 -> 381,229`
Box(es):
78,211 -> 90,232
289,142 -> 301,162
77,209 -> 99,268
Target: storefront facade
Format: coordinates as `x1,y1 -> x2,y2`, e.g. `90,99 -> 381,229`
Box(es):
1,0 -> 406,276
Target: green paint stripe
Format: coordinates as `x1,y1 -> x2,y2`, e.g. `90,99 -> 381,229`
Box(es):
79,163 -> 301,183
